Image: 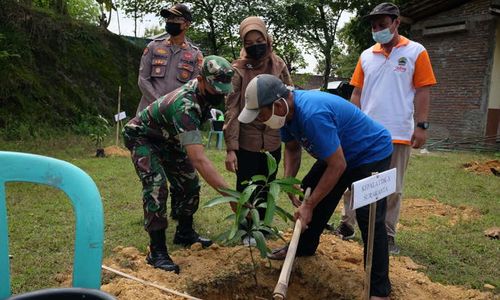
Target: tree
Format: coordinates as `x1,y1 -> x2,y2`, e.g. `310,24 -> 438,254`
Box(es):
278,0 -> 352,89
264,0 -> 307,73
50,0 -> 68,15
67,0 -> 100,25
159,0 -> 266,58
119,0 -> 160,37
335,0 -> 412,78
95,0 -> 116,29
143,25 -> 164,38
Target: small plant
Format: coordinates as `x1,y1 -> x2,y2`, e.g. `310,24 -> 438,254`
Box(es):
88,114 -> 110,157
204,152 -> 302,285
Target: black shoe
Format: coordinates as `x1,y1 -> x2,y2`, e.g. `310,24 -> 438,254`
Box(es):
146,250 -> 180,274
333,223 -> 355,240
173,229 -> 213,248
388,235 -> 400,255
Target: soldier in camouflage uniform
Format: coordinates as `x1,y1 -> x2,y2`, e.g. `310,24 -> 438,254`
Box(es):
137,3 -> 203,220
124,56 -> 234,273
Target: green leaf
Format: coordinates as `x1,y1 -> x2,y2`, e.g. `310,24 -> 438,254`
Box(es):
279,184 -> 304,196
238,207 -> 250,223
250,209 -> 260,229
256,202 -> 267,209
265,151 -> 277,177
264,183 -> 279,226
203,196 -> 238,208
273,177 -> 301,185
217,187 -> 242,198
252,230 -> 270,258
275,206 -> 294,222
228,222 -> 239,240
239,184 -> 259,205
250,175 -> 267,183
229,229 -> 247,244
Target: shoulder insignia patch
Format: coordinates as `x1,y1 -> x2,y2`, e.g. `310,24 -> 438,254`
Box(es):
156,48 -> 168,55
152,59 -> 167,65
142,47 -> 149,56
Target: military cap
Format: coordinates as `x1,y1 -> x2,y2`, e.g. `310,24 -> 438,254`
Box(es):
202,55 -> 234,94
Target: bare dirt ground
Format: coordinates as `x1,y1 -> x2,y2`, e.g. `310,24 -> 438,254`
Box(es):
462,159 -> 500,176
100,198 -> 497,300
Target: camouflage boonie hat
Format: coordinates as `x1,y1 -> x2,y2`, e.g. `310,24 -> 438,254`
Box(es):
202,55 -> 234,94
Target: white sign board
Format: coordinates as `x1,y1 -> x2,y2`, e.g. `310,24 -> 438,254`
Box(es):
351,168 -> 397,210
114,111 -> 126,122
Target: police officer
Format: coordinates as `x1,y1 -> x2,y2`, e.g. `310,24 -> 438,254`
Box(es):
137,3 -> 203,220
124,56 -> 234,273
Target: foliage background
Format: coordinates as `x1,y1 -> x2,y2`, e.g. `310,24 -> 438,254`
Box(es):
0,0 -> 142,140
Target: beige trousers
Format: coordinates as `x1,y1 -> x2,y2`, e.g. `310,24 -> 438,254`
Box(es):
341,144 -> 411,237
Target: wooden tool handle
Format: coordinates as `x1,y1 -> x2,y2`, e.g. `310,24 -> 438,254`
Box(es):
273,188 -> 311,299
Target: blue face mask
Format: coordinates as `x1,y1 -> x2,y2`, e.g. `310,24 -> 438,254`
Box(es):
372,27 -> 394,44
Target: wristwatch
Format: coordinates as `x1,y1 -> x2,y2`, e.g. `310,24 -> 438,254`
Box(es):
416,121 -> 430,130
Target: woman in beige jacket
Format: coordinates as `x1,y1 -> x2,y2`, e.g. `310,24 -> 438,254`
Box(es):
224,16 -> 293,244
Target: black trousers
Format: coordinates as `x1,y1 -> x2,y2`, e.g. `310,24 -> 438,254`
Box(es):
297,156 -> 392,297
236,147 -> 281,220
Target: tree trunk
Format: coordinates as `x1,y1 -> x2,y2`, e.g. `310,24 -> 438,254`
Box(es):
322,48 -> 332,90
207,16 -> 218,55
133,1 -> 138,38
51,0 -> 67,15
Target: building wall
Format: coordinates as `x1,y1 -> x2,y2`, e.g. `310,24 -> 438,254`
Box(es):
409,0 -> 497,140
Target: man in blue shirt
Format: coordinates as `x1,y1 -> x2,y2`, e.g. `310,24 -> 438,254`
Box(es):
238,74 -> 393,299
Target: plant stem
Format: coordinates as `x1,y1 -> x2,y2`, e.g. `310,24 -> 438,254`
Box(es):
247,230 -> 259,288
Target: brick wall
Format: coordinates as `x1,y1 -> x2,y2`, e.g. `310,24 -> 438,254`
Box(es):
409,0 -> 497,140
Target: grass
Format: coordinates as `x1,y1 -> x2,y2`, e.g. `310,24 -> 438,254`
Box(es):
1,135 -> 499,295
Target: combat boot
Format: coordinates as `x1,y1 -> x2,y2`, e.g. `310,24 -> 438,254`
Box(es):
173,216 -> 213,248
146,247 -> 180,274
147,230 -> 180,273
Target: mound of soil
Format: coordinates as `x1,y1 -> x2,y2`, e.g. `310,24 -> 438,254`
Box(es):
398,198 -> 481,230
104,146 -> 130,158
101,235 -> 494,299
463,160 -> 500,176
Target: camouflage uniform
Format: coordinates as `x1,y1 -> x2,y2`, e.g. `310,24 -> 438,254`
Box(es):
124,56 -> 234,232
136,37 -> 203,218
137,37 -> 203,115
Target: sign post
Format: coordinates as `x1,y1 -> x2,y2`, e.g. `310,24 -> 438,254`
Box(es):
351,168 -> 397,300
114,86 -> 126,146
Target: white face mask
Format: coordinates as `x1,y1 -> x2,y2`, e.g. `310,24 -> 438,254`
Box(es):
263,98 -> 289,129
372,27 -> 394,44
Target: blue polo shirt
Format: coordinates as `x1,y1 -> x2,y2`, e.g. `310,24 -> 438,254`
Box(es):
281,90 -> 393,169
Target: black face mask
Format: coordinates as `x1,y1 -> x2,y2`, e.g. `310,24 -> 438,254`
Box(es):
203,92 -> 225,106
245,43 -> 267,60
166,22 -> 182,36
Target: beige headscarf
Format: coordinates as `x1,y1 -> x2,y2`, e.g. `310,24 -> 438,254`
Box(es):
233,17 -> 286,89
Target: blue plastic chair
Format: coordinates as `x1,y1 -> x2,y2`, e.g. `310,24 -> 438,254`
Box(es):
0,151 -> 107,299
